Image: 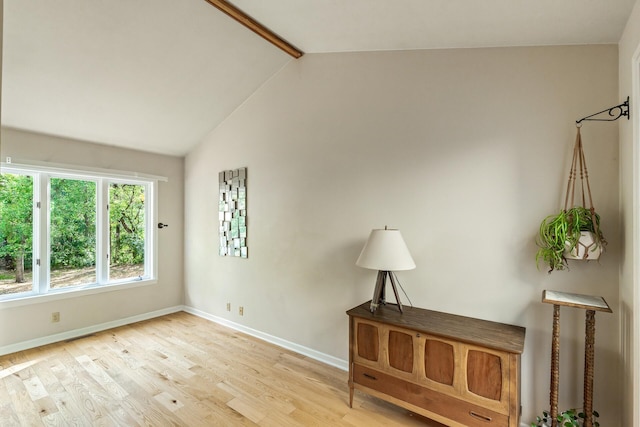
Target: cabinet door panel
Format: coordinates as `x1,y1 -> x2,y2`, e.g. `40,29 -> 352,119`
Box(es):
467,350 -> 502,401
424,339 -> 455,386
388,330 -> 414,373
357,322 -> 379,361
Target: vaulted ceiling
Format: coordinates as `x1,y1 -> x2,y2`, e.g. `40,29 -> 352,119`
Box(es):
2,0 -> 637,156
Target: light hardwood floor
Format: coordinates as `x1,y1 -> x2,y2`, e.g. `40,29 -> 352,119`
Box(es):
0,311 -> 445,426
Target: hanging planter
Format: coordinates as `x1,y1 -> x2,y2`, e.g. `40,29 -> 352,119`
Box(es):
536,128 -> 606,273
564,230 -> 602,260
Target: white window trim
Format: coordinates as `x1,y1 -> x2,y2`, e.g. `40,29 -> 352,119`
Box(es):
0,160 -> 165,306
1,158 -> 168,182
0,278 -> 158,308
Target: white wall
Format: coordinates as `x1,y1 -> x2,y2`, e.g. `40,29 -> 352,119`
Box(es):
0,128 -> 185,349
618,0 -> 640,425
185,45 -> 621,425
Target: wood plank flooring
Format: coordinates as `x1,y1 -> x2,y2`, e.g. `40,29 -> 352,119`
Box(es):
0,311 -> 444,426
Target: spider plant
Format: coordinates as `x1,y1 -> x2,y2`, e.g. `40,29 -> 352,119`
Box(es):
532,408 -> 600,427
536,206 -> 605,273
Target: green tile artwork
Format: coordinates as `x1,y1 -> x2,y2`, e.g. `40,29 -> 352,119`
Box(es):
219,167 -> 247,258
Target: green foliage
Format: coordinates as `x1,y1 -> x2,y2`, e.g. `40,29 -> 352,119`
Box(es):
50,178 -> 97,269
0,272 -> 14,280
531,409 -> 600,427
0,174 -> 34,276
109,184 -> 145,266
535,206 -> 605,273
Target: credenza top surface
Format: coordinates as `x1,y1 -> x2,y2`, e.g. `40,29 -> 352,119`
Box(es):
347,301 -> 525,354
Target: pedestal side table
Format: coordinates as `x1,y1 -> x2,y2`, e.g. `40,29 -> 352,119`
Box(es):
542,290 -> 611,427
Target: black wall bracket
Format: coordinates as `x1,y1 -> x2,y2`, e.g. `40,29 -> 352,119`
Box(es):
576,96 -> 630,125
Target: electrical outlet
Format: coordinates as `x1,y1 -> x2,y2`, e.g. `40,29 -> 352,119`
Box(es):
239,306 -> 244,316
226,302 -> 231,311
51,312 -> 60,323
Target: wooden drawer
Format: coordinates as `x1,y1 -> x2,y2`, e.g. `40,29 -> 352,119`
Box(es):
353,364 -> 509,427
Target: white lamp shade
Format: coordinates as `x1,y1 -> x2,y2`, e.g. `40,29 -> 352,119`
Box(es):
356,228 -> 416,271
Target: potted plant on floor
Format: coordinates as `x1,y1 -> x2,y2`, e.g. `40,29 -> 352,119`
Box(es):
531,408 -> 600,427
535,127 -> 606,273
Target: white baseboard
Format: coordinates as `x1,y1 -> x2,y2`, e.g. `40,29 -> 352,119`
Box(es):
0,305 -> 184,356
2,304 -> 349,372
183,305 -> 349,372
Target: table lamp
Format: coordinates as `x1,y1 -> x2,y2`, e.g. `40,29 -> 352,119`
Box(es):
356,226 -> 415,313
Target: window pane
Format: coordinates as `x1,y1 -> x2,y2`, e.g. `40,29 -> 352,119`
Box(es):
0,173 -> 34,295
50,178 -> 97,289
109,183 -> 145,281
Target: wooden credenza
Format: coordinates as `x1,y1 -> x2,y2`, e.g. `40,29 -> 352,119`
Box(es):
347,301 -> 525,427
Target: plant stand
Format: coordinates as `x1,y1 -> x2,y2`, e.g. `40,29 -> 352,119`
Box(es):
542,290 -> 612,427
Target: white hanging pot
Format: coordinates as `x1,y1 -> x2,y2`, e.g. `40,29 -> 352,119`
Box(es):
564,231 -> 602,260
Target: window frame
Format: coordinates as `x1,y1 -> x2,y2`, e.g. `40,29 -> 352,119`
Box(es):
0,160 -> 162,306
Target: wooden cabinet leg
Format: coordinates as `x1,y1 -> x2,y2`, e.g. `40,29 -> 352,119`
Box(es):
349,385 -> 354,408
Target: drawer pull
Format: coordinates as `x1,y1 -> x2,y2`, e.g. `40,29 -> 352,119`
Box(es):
362,373 -> 377,380
469,411 -> 492,422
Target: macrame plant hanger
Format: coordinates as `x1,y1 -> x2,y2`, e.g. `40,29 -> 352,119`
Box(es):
562,127 -> 603,258
562,96 -> 630,256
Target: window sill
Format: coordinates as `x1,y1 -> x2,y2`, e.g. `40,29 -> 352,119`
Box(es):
0,278 -> 158,309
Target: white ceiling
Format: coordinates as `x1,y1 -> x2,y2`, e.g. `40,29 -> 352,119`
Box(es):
2,0 -> 637,157
233,0 -> 637,52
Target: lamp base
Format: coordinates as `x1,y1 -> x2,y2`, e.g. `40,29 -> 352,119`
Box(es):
369,270 -> 403,313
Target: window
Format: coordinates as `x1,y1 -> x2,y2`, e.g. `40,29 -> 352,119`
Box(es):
50,177 -> 97,289
0,163 -> 158,301
109,182 -> 147,281
0,172 -> 34,295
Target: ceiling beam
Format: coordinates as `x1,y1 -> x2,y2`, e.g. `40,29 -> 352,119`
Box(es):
203,0 -> 304,59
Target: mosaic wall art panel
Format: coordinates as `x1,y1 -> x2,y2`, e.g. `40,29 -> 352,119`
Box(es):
219,167 -> 247,258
